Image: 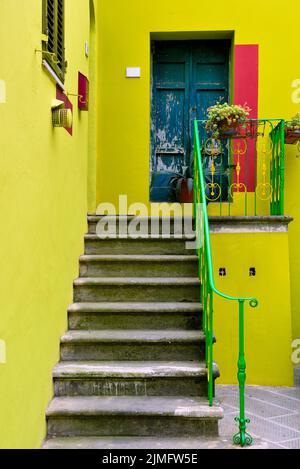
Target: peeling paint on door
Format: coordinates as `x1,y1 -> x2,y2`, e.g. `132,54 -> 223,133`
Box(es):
150,40 -> 230,202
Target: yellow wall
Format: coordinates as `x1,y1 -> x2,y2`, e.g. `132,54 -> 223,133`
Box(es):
96,0 -> 300,342
0,0 -> 298,449
0,0 -> 96,448
88,0 -> 99,214
285,145 -> 300,340
212,231 -> 293,386
96,0 -> 300,209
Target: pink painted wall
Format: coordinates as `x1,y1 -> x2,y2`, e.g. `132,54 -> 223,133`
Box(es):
234,45 -> 259,192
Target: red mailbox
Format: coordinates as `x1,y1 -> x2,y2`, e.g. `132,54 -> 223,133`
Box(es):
78,72 -> 89,111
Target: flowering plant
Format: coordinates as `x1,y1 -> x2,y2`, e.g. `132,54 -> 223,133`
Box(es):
206,102 -> 251,137
286,113 -> 300,131
285,113 -> 300,144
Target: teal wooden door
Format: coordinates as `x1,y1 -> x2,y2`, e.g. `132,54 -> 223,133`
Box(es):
150,40 -> 230,202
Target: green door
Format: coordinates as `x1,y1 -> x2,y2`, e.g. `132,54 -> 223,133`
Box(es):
150,40 -> 230,202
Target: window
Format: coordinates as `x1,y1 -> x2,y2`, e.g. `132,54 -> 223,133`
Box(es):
42,0 -> 66,82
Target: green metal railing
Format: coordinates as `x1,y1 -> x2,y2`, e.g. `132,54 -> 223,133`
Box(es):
196,119 -> 285,216
193,119 -> 259,447
270,120 -> 285,216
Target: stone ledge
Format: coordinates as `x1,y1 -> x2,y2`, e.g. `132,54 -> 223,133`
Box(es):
208,216 -> 293,233
42,435 -> 269,449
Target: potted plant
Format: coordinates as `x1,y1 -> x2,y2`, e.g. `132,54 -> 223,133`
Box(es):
169,166 -> 194,203
206,102 -> 251,139
285,113 -> 300,144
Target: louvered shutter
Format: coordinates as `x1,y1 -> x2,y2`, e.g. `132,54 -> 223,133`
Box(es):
42,0 -> 66,82
56,0 -> 65,70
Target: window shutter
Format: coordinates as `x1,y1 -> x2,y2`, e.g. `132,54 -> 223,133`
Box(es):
56,0 -> 65,70
47,0 -> 55,54
42,0 -> 65,82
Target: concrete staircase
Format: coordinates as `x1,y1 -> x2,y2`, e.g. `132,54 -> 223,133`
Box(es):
43,216 -> 223,449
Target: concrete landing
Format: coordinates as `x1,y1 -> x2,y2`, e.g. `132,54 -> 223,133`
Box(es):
43,435 -> 268,450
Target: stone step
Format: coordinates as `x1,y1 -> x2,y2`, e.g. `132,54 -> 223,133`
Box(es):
84,234 -> 196,255
46,396 -> 223,438
79,254 -> 198,278
43,435 -> 268,450
68,302 -> 202,330
53,361 -> 219,397
73,277 -> 200,303
60,330 -> 206,361
87,215 -> 195,236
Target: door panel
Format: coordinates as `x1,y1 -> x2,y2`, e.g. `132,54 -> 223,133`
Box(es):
155,89 -> 186,173
157,62 -> 186,84
150,40 -> 230,203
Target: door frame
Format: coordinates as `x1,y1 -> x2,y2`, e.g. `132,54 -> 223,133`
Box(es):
150,36 -> 233,203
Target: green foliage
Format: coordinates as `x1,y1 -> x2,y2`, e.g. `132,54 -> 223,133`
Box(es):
206,102 -> 251,137
286,113 -> 300,131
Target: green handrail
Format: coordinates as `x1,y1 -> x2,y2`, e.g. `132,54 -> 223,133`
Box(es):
193,119 -> 258,447
270,120 -> 285,216
195,118 -> 285,217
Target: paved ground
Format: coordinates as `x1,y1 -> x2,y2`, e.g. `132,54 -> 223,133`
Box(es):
216,367 -> 300,449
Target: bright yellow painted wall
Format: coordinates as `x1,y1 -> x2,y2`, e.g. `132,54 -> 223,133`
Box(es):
0,0 -> 298,448
96,0 -> 300,346
96,0 -> 300,209
285,145 -> 300,340
212,231 -> 293,386
88,0 -> 99,214
0,0 -> 95,448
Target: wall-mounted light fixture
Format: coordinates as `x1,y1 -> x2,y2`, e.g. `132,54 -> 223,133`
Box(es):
51,99 -> 73,128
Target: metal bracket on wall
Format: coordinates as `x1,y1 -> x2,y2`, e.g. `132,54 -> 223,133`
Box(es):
67,92 -> 86,105
35,49 -> 60,65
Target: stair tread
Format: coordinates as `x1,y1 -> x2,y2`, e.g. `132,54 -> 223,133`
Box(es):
80,254 -> 198,262
53,360 -> 210,378
74,277 -> 200,286
45,215 -> 221,442
85,234 -> 196,240
87,215 -> 193,221
61,330 -> 205,343
68,302 -> 202,313
42,435 -> 268,449
46,396 -> 223,418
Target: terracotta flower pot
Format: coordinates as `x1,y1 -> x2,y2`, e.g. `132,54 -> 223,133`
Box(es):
285,128 -> 300,145
218,120 -> 240,138
175,178 -> 194,203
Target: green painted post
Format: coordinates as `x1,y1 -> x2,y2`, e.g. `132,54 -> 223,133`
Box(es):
233,300 -> 253,447
204,269 -> 208,362
208,291 -> 214,406
270,130 -> 276,215
193,148 -> 197,222
193,119 -> 258,447
279,120 -> 285,216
